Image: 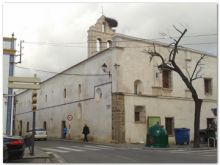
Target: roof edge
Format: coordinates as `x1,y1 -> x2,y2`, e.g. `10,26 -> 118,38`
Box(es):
113,33 -> 217,57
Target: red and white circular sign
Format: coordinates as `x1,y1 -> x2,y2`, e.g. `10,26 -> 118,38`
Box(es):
67,114 -> 73,121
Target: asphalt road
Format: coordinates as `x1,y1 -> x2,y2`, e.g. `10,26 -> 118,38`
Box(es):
35,140 -> 217,163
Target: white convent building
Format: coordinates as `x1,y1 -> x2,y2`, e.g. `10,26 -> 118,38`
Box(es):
14,15 -> 217,144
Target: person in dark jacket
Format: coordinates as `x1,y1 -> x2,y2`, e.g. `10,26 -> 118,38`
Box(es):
82,124 -> 90,142
24,134 -> 33,153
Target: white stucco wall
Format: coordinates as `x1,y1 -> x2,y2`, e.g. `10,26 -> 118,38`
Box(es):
113,35 -> 217,144
15,49 -> 116,142
113,35 -> 217,100
14,33 -> 217,144
124,95 -> 216,144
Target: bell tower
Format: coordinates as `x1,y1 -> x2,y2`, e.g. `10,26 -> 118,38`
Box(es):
87,15 -> 118,58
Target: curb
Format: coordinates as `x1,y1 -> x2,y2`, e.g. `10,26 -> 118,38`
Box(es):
23,147 -> 50,159
47,152 -> 66,163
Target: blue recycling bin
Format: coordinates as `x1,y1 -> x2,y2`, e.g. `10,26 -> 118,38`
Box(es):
174,128 -> 190,145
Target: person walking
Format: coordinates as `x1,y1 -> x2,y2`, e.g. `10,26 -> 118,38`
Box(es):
24,133 -> 33,153
82,124 -> 90,142
63,126 -> 67,139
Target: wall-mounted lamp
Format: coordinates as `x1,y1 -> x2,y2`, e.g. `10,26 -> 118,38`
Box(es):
102,63 -> 107,73
102,63 -> 111,77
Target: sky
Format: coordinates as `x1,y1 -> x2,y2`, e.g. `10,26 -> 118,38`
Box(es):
2,2 -> 218,82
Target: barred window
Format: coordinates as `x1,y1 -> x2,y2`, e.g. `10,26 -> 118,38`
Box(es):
162,70 -> 172,88
134,106 -> 146,123
165,117 -> 174,136
204,78 -> 212,95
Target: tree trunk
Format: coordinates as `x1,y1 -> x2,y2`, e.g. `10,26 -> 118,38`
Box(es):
193,99 -> 203,148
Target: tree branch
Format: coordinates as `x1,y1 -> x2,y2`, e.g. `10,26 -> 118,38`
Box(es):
146,43 -> 166,64
183,65 -> 191,80
158,63 -> 176,71
190,54 -> 206,83
173,25 -> 183,34
148,51 -> 165,64
171,28 -> 187,62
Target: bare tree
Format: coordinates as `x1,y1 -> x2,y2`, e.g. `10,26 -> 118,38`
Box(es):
144,27 -> 206,147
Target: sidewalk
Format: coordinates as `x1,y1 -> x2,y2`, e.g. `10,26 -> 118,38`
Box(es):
9,147 -> 59,163
23,147 -> 51,163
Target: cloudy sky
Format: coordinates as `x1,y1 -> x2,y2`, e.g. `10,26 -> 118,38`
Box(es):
3,2 -> 217,82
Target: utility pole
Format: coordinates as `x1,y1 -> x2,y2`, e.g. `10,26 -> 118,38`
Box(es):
31,74 -> 38,155
6,33 -> 16,135
16,40 -> 24,64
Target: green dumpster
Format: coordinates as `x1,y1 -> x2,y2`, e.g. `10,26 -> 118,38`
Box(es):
146,123 -> 169,148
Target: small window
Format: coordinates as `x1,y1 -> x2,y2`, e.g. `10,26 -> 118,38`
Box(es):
45,95 -> 47,102
162,70 -> 172,88
135,111 -> 140,121
64,88 -> 67,98
96,38 -> 101,52
43,121 -> 47,130
204,78 -> 212,95
165,117 -> 174,136
26,122 -> 29,132
134,80 -> 143,95
134,106 -> 146,123
207,118 -> 215,129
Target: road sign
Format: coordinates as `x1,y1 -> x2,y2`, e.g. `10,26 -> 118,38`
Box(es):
3,37 -> 16,55
8,76 -> 41,90
67,114 -> 73,121
9,76 -> 41,83
8,83 -> 40,90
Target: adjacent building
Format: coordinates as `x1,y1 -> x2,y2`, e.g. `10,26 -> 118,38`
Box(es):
3,35 -> 17,135
14,16 -> 217,144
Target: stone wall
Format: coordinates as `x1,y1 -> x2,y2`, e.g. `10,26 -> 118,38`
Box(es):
112,93 -> 125,143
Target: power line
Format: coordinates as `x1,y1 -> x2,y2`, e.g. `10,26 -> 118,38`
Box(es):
182,42 -> 217,46
152,33 -> 217,40
15,65 -> 109,77
23,41 -> 217,48
23,33 -> 217,47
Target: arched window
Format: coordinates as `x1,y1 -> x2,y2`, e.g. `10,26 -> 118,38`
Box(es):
96,38 -> 101,52
107,40 -> 112,48
19,120 -> 22,136
43,121 -> 47,130
134,80 -> 143,95
102,23 -> 105,32
64,88 -> 67,98
95,88 -> 102,101
78,84 -> 81,95
77,103 -> 82,120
